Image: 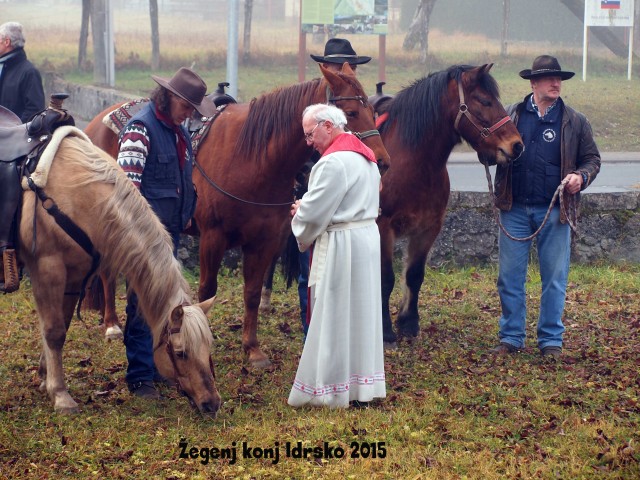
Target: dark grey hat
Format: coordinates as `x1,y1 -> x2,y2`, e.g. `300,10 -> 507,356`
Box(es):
519,55 -> 575,80
310,38 -> 371,66
152,67 -> 217,117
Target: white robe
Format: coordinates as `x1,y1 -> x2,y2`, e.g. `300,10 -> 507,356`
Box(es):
288,148 -> 386,408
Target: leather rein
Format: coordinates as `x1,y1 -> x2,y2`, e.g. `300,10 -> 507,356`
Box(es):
326,86 -> 381,141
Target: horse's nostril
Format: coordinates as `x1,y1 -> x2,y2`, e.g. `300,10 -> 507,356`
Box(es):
513,142 -> 524,158
199,400 -> 220,416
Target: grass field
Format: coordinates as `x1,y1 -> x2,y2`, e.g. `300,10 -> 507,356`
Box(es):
0,264 -> 638,479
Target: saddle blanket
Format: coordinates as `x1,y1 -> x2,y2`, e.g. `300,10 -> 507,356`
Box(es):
21,126 -> 91,190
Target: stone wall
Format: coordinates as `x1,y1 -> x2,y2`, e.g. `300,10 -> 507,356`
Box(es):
45,75 -> 639,267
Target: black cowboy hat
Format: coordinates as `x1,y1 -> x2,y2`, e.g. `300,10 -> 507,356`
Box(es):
152,67 -> 217,117
519,55 -> 575,81
310,38 -> 371,66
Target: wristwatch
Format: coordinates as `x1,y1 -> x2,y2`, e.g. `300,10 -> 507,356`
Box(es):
580,172 -> 588,187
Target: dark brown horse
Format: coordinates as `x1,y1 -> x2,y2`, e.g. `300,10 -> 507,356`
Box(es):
82,64 -> 389,368
376,64 -> 523,345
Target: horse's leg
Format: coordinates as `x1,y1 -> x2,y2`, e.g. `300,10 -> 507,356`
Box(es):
396,229 -> 439,338
102,273 -> 123,340
241,248 -> 273,368
198,230 -> 226,301
259,255 -> 278,314
33,277 -> 80,413
378,219 -> 398,345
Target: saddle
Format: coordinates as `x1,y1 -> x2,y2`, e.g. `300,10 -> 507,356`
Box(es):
0,94 -> 75,162
368,81 -> 393,116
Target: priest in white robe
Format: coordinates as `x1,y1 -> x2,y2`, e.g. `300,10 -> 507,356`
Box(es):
288,103 -> 386,408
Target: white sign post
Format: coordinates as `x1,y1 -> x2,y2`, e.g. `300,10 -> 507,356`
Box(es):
583,0 -> 635,81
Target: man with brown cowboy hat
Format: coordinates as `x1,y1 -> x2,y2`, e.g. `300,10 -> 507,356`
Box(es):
117,67 -> 215,399
491,55 -> 601,361
310,37 -> 371,73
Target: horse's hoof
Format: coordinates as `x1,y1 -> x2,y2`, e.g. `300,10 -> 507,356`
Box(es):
383,341 -> 398,351
54,404 -> 80,415
250,357 -> 272,369
105,326 -> 124,341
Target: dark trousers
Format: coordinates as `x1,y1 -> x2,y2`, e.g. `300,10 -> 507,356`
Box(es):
0,160 -> 20,249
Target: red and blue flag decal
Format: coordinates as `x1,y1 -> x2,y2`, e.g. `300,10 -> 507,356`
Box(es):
601,0 -> 621,9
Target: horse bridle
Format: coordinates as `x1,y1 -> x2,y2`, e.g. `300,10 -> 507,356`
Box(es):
453,81 -> 512,140
154,321 -> 216,399
326,86 -> 381,141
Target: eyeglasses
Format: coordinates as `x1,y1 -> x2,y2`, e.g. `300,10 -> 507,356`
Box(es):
304,122 -> 322,141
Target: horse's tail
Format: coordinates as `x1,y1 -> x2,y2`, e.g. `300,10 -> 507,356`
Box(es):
82,275 -> 105,317
280,232 -> 301,289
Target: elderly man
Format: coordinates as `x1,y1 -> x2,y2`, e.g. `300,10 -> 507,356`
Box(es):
288,103 -> 386,408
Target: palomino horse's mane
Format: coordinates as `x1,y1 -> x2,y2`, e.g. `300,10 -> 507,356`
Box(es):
55,136 -> 212,353
380,64 -> 501,149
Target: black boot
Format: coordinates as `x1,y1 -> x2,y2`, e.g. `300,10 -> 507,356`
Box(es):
0,160 -> 21,293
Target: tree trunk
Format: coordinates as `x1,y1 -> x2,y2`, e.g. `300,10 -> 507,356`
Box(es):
149,0 -> 160,71
78,0 -> 91,69
402,0 -> 437,69
560,0 -> 638,59
243,0 -> 254,65
501,0 -> 510,58
634,0 -> 640,54
90,0 -> 109,85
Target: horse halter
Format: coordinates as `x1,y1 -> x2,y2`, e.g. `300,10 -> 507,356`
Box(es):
453,81 -> 512,140
155,322 -> 216,399
326,86 -> 381,141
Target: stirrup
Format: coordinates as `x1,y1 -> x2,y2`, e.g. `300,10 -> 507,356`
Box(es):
2,249 -> 19,293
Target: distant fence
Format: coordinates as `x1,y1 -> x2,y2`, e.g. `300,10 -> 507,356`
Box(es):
46,74 -> 640,267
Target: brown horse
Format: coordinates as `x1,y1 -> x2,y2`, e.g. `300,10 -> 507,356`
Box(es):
81,64 -> 389,368
17,127 -> 220,415
195,63 -> 389,367
376,64 -> 524,345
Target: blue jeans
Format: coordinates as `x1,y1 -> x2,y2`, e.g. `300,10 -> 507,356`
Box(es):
298,249 -> 310,338
497,203 -> 570,350
124,228 -> 180,384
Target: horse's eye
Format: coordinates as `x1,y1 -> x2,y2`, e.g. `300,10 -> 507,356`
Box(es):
478,99 -> 491,107
175,350 -> 188,360
345,111 -> 358,119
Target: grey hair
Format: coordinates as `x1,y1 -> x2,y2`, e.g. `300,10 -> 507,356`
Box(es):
302,103 -> 347,130
0,22 -> 25,49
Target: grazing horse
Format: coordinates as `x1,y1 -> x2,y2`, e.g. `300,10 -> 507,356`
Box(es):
195,63 -> 389,367
376,64 -> 524,345
17,128 -> 220,415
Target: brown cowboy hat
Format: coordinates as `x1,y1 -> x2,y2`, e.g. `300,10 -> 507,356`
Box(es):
151,67 -> 217,117
310,38 -> 371,66
519,55 -> 575,81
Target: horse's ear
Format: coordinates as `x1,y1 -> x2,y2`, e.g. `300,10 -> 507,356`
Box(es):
194,296 -> 216,316
479,63 -> 494,75
170,305 -> 184,328
320,63 -> 341,86
341,62 -> 355,76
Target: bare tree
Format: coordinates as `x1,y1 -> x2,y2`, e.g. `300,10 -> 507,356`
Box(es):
402,0 -> 437,70
501,0 -> 510,57
90,0 -> 109,85
243,0 -> 254,65
150,0 -> 160,71
78,0 -> 91,69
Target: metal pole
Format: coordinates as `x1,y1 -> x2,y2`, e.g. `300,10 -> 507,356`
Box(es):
298,0 -> 305,82
628,25 -> 634,80
106,2 -> 115,87
227,0 -> 239,99
378,35 -> 386,83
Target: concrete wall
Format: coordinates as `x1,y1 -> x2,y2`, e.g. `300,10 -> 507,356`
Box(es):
46,75 -> 640,267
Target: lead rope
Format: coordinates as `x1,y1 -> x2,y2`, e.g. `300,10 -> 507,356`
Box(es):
483,163 -> 578,242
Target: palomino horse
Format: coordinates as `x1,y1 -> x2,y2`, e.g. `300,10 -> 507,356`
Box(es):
195,63 -> 389,367
17,127 -> 220,415
80,64 -> 389,369
376,64 -> 524,345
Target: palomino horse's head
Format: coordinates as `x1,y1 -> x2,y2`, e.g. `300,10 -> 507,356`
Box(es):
153,296 -> 221,417
320,63 -> 391,172
450,64 -> 524,166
